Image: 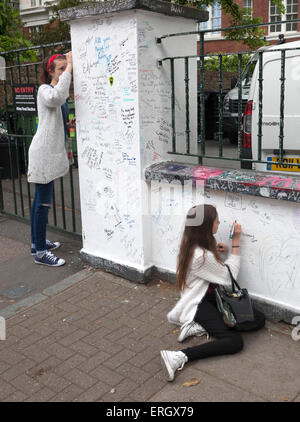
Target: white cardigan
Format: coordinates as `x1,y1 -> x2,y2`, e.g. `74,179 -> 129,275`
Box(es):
167,248 -> 240,326
27,71 -> 72,184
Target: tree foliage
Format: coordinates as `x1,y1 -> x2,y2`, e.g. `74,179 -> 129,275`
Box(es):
203,53 -> 252,72
0,0 -> 35,59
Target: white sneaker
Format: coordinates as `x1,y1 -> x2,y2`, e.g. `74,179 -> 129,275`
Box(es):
177,321 -> 207,343
160,350 -> 188,382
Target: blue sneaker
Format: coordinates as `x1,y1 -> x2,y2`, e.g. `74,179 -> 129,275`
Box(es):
34,251 -> 65,267
31,240 -> 61,255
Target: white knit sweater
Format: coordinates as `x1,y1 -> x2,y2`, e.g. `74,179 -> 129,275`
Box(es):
167,248 -> 240,326
27,72 -> 72,184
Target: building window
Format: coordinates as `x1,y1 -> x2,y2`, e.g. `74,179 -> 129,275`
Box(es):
30,0 -> 43,6
286,0 -> 298,31
29,25 -> 44,34
270,0 -> 298,33
199,6 -> 209,30
199,1 -> 222,36
243,0 -> 253,17
211,1 -> 222,33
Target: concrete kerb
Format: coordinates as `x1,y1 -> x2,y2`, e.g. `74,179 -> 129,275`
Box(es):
0,267 -> 150,320
0,269 -> 92,319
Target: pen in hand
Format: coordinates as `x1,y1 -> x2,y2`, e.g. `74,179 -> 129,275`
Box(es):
229,220 -> 236,239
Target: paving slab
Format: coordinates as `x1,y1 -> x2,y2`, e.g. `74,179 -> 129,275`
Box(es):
0,216 -> 86,311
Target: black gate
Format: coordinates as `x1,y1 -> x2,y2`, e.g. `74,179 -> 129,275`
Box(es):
0,41 -> 81,237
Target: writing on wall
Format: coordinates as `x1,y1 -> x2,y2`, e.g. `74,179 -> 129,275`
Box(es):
72,14 -> 142,265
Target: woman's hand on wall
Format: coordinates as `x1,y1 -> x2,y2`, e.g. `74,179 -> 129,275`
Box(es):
232,222 -> 242,242
65,51 -> 73,74
231,222 -> 242,255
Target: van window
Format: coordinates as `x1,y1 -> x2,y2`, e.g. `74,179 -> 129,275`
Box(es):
242,58 -> 257,86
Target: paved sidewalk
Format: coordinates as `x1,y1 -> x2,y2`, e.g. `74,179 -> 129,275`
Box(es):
0,214 -> 84,312
1,217 -> 300,402
0,268 -> 300,402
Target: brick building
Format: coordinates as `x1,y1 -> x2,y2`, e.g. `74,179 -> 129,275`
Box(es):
199,0 -> 300,54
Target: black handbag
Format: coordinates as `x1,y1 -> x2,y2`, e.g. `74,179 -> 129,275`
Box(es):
215,264 -> 255,328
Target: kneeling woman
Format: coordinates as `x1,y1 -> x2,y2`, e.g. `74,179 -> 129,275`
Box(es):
160,204 -> 265,381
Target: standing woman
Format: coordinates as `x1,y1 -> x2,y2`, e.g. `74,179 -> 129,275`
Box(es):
27,52 -> 73,267
160,204 -> 265,381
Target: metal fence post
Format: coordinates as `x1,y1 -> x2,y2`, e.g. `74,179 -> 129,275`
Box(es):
199,31 -> 205,163
0,167 -> 3,211
218,54 -> 223,158
279,49 -> 286,164
184,57 -> 190,154
237,54 -> 243,160
170,58 -> 176,153
258,51 -> 263,162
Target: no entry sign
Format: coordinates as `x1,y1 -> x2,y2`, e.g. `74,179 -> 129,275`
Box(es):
13,84 -> 37,114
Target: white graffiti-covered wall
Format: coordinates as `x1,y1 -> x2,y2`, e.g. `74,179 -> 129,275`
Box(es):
151,182 -> 300,312
70,8 -> 300,314
70,10 -> 198,269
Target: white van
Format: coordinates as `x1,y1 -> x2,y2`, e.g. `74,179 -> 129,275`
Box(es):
243,40 -> 300,174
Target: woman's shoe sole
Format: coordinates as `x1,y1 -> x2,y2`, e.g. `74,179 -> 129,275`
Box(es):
160,351 -> 174,382
34,260 -> 65,267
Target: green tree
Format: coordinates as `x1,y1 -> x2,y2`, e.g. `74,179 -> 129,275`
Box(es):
0,0 -> 35,59
202,53 -> 252,71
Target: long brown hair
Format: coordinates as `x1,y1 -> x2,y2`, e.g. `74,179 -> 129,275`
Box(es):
176,204 -> 223,292
39,55 -> 66,85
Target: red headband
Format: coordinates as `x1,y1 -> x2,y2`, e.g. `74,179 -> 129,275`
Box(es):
47,54 -> 64,73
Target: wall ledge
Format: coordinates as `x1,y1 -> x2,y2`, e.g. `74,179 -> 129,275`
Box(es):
59,0 -> 209,22
145,161 -> 300,203
80,250 -> 153,284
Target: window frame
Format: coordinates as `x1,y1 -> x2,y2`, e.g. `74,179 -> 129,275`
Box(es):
198,1 -> 223,39
243,0 -> 253,17
269,0 -> 299,35
29,25 -> 44,34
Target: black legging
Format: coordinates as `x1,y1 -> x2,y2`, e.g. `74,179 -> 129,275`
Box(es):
182,292 -> 265,362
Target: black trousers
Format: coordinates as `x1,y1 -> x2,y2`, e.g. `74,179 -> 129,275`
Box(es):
182,292 -> 265,362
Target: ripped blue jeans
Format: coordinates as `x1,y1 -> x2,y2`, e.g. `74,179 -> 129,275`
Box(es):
30,181 -> 54,253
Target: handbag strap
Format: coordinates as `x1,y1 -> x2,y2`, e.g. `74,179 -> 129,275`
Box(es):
225,264 -> 242,292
